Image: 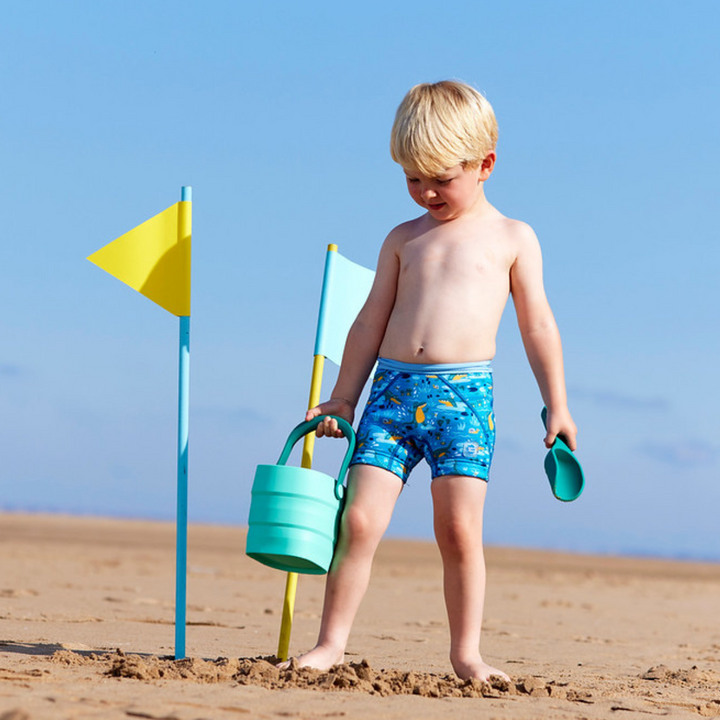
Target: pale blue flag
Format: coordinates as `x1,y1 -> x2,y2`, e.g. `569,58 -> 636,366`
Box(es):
314,246 -> 375,365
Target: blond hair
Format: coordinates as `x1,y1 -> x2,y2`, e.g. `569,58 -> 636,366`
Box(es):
390,80 -> 498,177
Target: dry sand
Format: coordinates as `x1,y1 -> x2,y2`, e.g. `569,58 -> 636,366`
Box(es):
1,513 -> 719,719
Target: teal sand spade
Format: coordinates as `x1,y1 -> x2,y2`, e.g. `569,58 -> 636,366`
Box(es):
541,407 -> 585,502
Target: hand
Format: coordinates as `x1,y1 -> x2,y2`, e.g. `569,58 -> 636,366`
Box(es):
544,406 -> 577,451
306,398 -> 355,438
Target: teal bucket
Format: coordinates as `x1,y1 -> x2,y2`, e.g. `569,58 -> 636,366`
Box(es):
245,416 -> 356,575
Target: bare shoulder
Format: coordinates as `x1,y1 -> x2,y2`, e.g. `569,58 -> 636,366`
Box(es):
499,216 -> 539,245
385,216 -> 425,245
374,217 -> 423,265
369,218 -> 420,282
495,217 -> 541,265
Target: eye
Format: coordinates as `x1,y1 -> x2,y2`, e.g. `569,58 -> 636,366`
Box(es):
406,177 -> 420,184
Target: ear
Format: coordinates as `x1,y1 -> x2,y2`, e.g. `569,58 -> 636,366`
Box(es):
478,152 -> 496,181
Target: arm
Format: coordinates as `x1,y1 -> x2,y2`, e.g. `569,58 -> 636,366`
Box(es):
509,224 -> 578,450
307,229 -> 402,437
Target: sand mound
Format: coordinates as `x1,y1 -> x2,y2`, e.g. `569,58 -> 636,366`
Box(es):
640,664 -> 720,688
50,650 -> 102,666
96,650 -> 589,700
107,652 -> 240,683
235,657 -> 508,698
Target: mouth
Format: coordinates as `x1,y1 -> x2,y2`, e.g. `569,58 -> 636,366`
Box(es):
428,202 -> 446,211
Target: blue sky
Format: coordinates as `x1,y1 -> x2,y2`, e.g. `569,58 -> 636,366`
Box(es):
1,1 -> 718,560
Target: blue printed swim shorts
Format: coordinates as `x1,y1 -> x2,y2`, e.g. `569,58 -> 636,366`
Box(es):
350,357 -> 496,483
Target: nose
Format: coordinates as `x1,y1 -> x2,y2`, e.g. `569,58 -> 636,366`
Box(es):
420,185 -> 437,201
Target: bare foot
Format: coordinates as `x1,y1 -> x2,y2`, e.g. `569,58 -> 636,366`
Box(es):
452,656 -> 510,683
277,644 -> 345,671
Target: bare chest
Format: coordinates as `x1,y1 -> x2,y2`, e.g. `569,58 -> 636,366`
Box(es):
398,233 -> 511,288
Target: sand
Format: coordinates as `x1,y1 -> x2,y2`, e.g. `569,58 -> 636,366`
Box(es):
1,513 -> 719,719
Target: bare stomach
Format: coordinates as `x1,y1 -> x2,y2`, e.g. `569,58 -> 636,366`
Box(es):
378,316 -> 498,364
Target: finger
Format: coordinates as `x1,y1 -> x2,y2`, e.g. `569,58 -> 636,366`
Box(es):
328,416 -> 344,438
318,415 -> 333,437
307,403 -> 327,421
325,417 -> 339,437
314,416 -> 329,438
544,432 -> 556,449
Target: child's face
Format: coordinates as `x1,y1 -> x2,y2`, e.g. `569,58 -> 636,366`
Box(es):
404,156 -> 495,221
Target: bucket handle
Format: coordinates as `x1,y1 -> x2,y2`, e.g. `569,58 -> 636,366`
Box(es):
276,416 -> 357,501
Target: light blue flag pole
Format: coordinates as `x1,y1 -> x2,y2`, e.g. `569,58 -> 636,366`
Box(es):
88,186 -> 192,660
276,243 -> 375,661
175,186 -> 191,660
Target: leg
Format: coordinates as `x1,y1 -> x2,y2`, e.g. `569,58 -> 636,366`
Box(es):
284,464 -> 403,669
431,475 -> 509,682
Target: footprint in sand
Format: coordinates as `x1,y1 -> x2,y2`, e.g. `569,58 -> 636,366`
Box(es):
0,589 -> 38,598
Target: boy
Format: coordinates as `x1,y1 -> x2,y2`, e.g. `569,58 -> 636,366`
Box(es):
289,80 -> 577,682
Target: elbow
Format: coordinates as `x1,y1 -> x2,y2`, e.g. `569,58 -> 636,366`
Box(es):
521,315 -> 559,343
347,312 -> 387,349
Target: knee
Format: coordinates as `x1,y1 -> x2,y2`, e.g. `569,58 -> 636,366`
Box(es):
435,517 -> 479,559
340,503 -> 380,546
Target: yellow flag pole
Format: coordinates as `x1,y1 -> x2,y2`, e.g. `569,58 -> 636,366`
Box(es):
276,352 -> 326,661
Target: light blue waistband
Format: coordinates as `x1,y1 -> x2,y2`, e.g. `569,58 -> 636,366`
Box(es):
377,357 -> 492,375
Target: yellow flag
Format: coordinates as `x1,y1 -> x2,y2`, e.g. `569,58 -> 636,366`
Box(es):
88,201 -> 191,316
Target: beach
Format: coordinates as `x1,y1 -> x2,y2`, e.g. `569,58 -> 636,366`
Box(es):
1,513 -> 719,719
